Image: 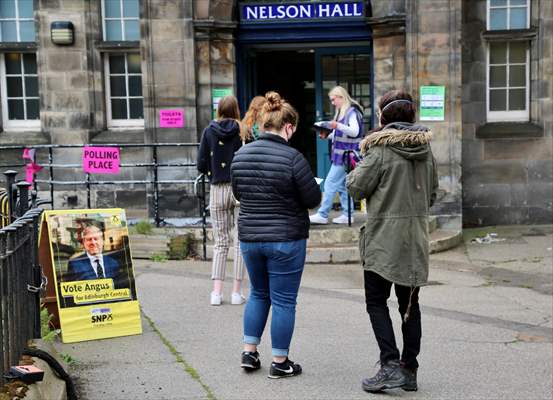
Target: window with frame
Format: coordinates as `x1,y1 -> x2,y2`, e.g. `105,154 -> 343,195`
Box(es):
102,0 -> 140,41
104,53 -> 144,127
0,0 -> 35,42
487,0 -> 529,30
486,0 -> 530,122
0,53 -> 40,130
487,42 -> 529,121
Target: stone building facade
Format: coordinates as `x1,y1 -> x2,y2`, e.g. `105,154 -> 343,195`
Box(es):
0,0 -> 550,227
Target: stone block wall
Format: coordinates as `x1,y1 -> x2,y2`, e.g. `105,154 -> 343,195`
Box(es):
462,0 -> 553,226
405,0 -> 463,229
0,0 -> 202,221
365,0 -> 464,230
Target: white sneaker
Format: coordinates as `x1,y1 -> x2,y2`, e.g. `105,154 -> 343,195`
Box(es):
309,213 -> 328,224
210,292 -> 222,306
231,292 -> 246,305
332,215 -> 354,224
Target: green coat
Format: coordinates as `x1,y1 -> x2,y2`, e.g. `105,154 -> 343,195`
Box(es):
346,123 -> 438,287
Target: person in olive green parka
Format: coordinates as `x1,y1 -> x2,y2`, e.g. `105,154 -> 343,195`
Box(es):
346,90 -> 438,394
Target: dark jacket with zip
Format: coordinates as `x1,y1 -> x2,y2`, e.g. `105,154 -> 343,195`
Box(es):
346,122 -> 439,287
197,119 -> 242,184
231,133 -> 321,242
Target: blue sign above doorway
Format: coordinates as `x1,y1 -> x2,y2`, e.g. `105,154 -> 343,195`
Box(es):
239,1 -> 365,24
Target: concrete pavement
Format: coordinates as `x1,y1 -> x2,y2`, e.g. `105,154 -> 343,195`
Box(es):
58,227 -> 553,400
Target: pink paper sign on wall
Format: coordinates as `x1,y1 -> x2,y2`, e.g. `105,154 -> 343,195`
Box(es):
159,109 -> 185,128
83,147 -> 120,174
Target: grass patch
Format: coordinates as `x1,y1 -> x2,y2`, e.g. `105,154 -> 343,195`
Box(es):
168,233 -> 197,260
142,312 -> 217,400
41,306 -> 60,343
150,253 -> 168,262
133,220 -> 154,235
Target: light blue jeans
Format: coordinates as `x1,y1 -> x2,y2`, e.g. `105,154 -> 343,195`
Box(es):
317,163 -> 353,218
241,240 -> 306,357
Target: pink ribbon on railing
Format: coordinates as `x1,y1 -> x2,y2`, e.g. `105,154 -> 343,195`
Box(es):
22,148 -> 43,184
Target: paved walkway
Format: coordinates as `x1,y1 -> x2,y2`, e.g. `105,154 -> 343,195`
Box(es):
58,226 -> 553,400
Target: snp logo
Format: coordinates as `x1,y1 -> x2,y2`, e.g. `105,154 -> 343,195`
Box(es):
91,308 -> 114,324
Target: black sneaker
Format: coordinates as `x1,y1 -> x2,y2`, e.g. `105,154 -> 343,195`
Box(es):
361,360 -> 407,392
268,358 -> 302,379
401,367 -> 418,391
241,351 -> 261,371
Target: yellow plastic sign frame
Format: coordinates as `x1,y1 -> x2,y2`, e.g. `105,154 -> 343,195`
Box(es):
41,208 -> 142,343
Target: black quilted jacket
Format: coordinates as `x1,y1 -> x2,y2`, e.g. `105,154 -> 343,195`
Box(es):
231,133 -> 321,242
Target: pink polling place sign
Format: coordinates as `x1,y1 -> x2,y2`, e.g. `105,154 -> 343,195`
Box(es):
159,109 -> 184,128
83,147 -> 120,174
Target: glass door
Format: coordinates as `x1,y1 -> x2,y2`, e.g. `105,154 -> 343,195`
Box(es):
315,47 -> 373,179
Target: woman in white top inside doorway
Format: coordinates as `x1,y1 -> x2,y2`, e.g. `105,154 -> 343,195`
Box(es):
310,85 -> 364,224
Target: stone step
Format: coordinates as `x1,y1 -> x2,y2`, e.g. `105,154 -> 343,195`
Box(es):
129,234 -> 169,259
129,217 -> 452,262
172,215 -> 439,246
196,228 -> 462,263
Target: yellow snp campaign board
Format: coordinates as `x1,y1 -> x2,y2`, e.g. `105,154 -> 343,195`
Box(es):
41,208 -> 142,343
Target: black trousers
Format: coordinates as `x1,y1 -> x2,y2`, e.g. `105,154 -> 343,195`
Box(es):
364,270 -> 421,370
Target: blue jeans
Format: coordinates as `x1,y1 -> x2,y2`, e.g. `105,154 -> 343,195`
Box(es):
317,163 -> 353,218
240,240 -> 306,357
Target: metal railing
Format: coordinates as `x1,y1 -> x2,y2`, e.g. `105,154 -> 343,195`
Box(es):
1,144 -> 211,259
0,176 -> 43,385
0,143 -> 204,227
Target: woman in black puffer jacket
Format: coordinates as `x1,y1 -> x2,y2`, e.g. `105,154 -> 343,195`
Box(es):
231,91 -> 320,379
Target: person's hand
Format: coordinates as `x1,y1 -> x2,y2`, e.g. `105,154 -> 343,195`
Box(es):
319,131 -> 327,139
329,120 -> 338,129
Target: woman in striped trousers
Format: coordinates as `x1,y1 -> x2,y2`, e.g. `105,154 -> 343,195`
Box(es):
197,95 -> 246,305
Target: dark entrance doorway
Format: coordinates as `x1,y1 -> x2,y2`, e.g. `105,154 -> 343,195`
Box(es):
238,46 -> 373,178
255,50 -> 317,172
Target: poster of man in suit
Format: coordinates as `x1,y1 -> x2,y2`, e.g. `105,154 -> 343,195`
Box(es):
44,208 -> 141,343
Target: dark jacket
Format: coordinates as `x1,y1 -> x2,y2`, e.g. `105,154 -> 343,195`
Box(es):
197,119 -> 242,184
346,122 -> 439,287
231,133 -> 321,242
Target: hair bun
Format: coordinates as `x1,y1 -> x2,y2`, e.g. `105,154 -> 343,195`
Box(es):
264,91 -> 282,111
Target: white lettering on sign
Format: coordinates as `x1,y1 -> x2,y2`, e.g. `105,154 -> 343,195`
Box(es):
331,4 -> 343,17
286,5 -> 299,18
299,4 -> 311,18
242,2 -> 364,22
318,4 -> 330,17
245,7 -> 257,19
259,6 -> 267,19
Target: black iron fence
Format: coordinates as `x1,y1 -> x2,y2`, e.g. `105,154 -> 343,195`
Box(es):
1,144 -> 210,258
0,143 -> 206,227
0,175 -> 43,385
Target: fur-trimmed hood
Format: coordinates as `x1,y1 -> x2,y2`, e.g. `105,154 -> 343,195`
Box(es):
360,122 -> 433,161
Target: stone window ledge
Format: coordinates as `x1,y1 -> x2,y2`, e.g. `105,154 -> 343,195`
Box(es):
90,129 -> 145,144
476,122 -> 544,139
0,42 -> 37,52
482,28 -> 537,42
95,41 -> 140,51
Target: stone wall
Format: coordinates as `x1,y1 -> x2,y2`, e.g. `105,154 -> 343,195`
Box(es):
371,0 -> 463,230
462,0 -> 553,226
193,0 -> 236,138
0,1 -> 202,220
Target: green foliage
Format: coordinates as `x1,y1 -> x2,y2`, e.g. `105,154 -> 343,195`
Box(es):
168,233 -> 197,260
40,306 -> 60,343
60,353 -> 77,366
150,253 -> 168,262
134,220 -> 154,235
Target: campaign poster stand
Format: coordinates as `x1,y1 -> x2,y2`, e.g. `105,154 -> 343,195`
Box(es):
40,208 -> 142,343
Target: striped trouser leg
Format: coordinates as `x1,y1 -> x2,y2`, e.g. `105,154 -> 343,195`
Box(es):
231,202 -> 245,281
210,184 -> 233,280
